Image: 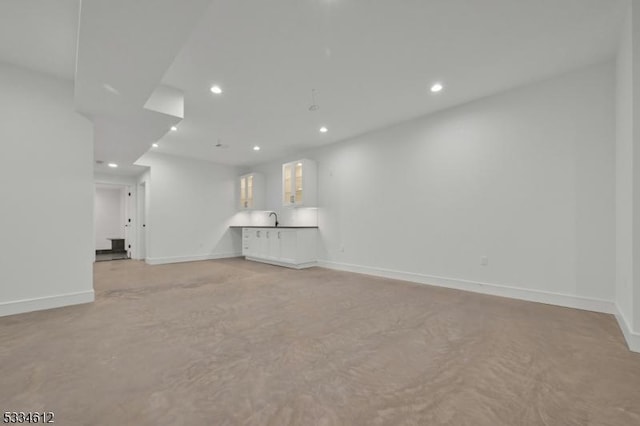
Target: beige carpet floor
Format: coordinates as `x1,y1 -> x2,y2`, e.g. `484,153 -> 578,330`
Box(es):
1,258 -> 640,425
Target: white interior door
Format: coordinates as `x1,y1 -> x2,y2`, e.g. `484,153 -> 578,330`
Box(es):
138,183 -> 146,260
122,186 -> 131,258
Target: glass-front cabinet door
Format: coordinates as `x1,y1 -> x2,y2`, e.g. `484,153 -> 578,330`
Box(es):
295,162 -> 303,204
240,176 -> 247,208
246,175 -> 254,207
283,164 -> 293,205
239,173 -> 264,210
282,159 -> 317,207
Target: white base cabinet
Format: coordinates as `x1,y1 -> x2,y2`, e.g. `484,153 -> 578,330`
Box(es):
242,227 -> 317,269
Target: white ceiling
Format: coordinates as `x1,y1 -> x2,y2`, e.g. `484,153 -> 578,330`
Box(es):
155,0 -> 626,166
0,0 -> 79,80
0,0 -> 628,175
74,0 -> 213,176
0,0 -> 210,177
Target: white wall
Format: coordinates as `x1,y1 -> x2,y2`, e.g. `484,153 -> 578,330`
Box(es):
0,63 -> 94,316
94,186 -> 125,250
633,2 -> 640,335
250,62 -> 616,306
94,172 -> 138,187
616,2 -> 634,332
136,153 -> 241,264
615,0 -> 640,351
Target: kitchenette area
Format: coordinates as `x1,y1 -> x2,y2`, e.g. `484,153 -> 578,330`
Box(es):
230,158 -> 319,269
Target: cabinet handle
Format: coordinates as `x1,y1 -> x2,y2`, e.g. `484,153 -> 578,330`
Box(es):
257,231 -> 260,238
266,231 -> 270,239
278,232 -> 281,239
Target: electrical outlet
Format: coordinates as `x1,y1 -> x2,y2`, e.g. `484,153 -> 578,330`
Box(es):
480,256 -> 488,266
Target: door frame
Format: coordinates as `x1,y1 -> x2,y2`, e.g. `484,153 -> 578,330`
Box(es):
93,179 -> 138,260
137,181 -> 148,261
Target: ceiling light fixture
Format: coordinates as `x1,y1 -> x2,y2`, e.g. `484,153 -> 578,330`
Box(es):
319,126 -> 328,133
152,143 -> 159,148
108,163 -> 118,168
210,85 -> 223,94
253,145 -> 261,151
170,126 -> 178,131
430,82 -> 444,93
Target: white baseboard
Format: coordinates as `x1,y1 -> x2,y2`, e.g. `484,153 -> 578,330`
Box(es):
614,306 -> 640,353
146,252 -> 242,265
317,260 -> 615,315
246,256 -> 317,270
0,290 -> 95,318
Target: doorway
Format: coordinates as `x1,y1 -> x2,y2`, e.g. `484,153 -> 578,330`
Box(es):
94,183 -> 130,262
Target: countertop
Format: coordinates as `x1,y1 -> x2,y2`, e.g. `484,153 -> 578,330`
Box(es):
229,226 -> 319,229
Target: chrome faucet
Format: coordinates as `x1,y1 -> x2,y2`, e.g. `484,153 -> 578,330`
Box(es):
269,211 -> 279,227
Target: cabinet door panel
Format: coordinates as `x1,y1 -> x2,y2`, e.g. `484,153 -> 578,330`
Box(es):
283,164 -> 293,205
279,230 -> 297,263
257,230 -> 269,258
268,230 -> 280,260
242,229 -> 250,256
247,175 -> 254,208
247,229 -> 256,257
240,177 -> 247,209
295,162 -> 303,203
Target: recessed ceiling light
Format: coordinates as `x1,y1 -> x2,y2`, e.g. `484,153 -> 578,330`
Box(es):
210,85 -> 223,94
430,83 -> 444,93
108,163 -> 118,168
319,126 -> 328,133
152,143 -> 159,148
253,145 -> 261,151
170,126 -> 178,131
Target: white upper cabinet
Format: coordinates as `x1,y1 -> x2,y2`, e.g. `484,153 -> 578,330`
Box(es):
239,173 -> 265,210
282,159 -> 317,207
